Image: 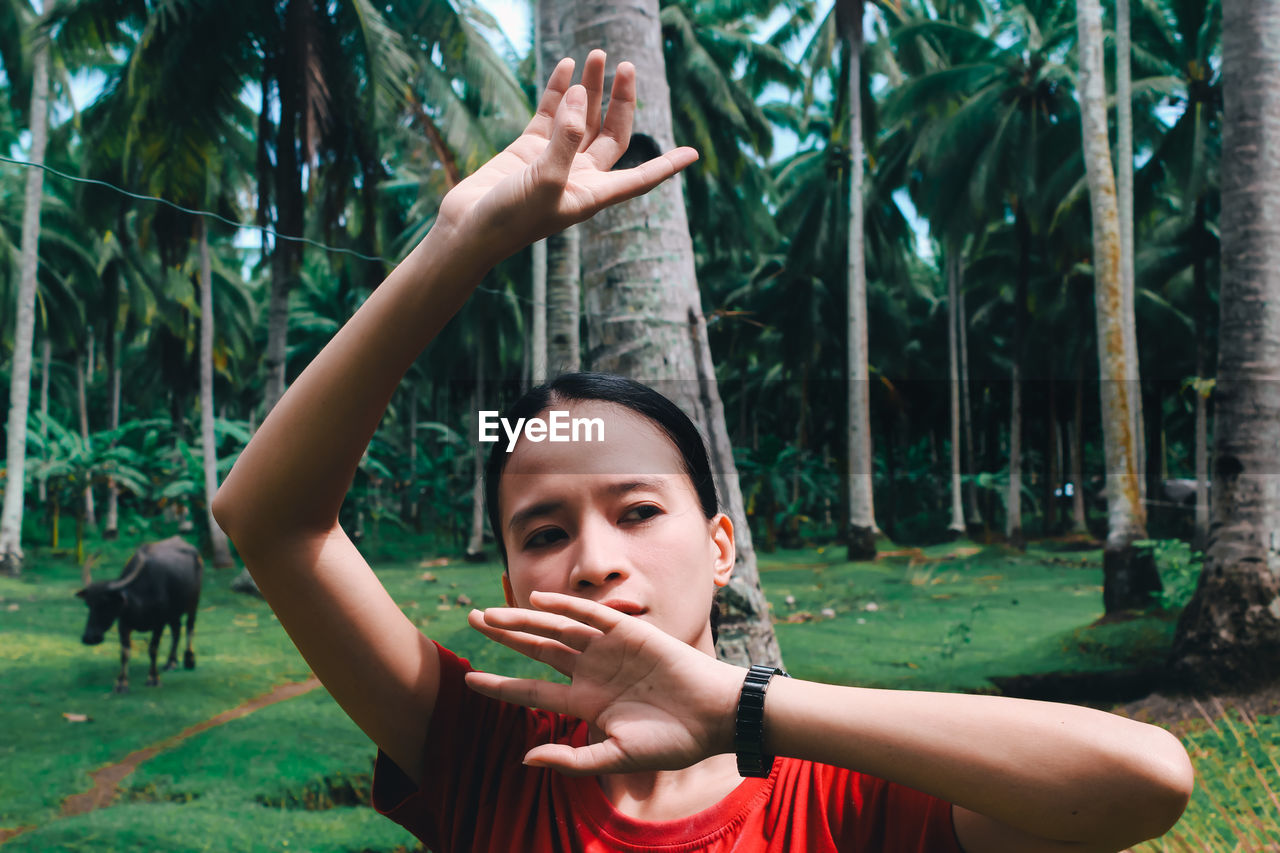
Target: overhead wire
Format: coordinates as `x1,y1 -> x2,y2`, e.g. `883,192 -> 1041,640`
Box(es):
0,152 -> 539,305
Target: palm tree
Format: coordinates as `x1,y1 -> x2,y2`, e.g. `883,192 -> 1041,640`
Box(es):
1115,0 -> 1146,507
1077,0 -> 1156,611
0,0 -> 50,574
534,0 -> 570,377
1132,0 -> 1222,549
555,2 -> 781,668
888,0 -> 1080,546
1169,0 -> 1280,692
835,0 -> 878,560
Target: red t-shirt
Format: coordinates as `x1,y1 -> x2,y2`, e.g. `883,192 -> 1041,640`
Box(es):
372,643 -> 964,852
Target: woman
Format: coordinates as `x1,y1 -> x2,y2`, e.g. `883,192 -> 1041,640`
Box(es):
213,51 -> 1193,852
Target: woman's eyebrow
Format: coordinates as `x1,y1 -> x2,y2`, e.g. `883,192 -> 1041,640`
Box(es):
508,500 -> 565,533
603,478 -> 668,497
507,479 -> 669,533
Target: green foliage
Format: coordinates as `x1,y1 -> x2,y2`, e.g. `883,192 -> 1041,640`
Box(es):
1136,538 -> 1205,611
1141,703 -> 1280,852
735,436 -> 839,551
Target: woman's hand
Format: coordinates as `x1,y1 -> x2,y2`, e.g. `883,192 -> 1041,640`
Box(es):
435,49 -> 698,263
465,590 -> 744,776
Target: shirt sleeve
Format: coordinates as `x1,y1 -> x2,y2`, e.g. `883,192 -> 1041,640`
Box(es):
793,758 -> 957,853
370,643 -> 562,851
824,763 -> 964,852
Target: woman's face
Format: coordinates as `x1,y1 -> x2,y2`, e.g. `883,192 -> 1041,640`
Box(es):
497,400 -> 735,654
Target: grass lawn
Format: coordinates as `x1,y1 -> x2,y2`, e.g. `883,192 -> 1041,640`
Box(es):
0,529 -> 1274,851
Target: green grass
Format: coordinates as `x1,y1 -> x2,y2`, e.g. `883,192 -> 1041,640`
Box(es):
0,529 -> 1273,851
759,541 -> 1172,690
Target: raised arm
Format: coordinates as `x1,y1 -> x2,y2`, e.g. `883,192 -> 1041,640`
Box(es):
211,51 -> 697,785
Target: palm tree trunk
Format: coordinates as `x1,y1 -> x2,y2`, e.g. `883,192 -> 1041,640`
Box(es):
946,249 -> 965,536
104,343 -> 121,540
1116,0 -> 1146,512
466,346 -> 486,561
263,2 -> 307,415
563,0 -> 782,667
841,0 -> 877,561
199,220 -> 234,568
1171,0 -> 1280,691
0,38 -> 50,575
546,229 -> 581,374
958,269 -> 981,529
1192,198 -> 1212,551
76,353 -> 96,529
403,382 -> 419,528
531,239 -> 548,383
1071,336 -> 1090,535
1006,208 -> 1029,549
38,335 -> 50,505
539,0 -> 581,378
1193,369 -> 1210,554
1076,0 -> 1156,611
1045,377 -> 1059,535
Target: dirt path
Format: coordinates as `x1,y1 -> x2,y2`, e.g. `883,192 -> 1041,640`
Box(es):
0,677 -> 321,846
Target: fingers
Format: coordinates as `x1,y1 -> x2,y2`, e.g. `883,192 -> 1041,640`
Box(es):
579,49 -> 606,152
477,601 -> 606,650
527,590 -> 627,633
532,84 -> 588,193
528,57 -> 577,139
579,147 -> 701,213
468,608 -> 578,677
584,61 -> 636,170
524,739 -> 631,776
465,670 -> 572,714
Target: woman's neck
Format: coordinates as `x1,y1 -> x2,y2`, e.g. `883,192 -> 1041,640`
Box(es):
595,752 -> 744,822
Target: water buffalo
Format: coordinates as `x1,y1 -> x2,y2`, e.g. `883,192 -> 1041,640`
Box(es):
77,536 -> 202,693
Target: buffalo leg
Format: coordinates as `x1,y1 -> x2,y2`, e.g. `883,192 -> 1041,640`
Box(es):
146,629 -> 162,686
116,627 -> 132,693
163,618 -> 182,671
183,607 -> 197,670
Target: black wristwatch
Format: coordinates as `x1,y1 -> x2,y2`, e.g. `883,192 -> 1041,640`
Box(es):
734,664 -> 790,777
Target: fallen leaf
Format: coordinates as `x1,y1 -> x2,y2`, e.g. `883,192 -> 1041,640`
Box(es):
6,603 -> 18,612
420,572 -> 438,582
455,594 -> 472,607
419,557 -> 450,568
63,712 -> 90,723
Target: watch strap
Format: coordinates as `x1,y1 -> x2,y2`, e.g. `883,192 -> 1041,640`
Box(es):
734,664 -> 789,777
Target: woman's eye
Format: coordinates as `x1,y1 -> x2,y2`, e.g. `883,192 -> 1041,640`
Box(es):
622,504 -> 661,522
525,528 -> 566,549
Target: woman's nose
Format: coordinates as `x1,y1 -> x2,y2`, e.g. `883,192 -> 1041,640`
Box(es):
568,517 -> 629,589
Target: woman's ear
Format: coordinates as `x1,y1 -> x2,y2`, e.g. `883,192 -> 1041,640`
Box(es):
709,512 -> 735,587
501,572 -> 516,607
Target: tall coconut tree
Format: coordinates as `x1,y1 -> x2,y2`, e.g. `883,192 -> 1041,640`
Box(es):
537,0 -> 579,376
836,0 -> 877,560
556,4 -> 780,667
1132,0 -> 1222,550
1076,0 -> 1157,611
888,1 -> 1081,545
1169,0 -> 1280,691
0,0 -> 49,574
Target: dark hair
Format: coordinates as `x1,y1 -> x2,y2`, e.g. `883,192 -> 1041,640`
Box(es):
482,373 -> 723,642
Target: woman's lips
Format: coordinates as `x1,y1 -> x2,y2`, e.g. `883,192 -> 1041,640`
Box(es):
600,599 -> 647,616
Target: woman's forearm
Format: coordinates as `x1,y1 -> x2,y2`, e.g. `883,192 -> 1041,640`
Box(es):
760,677 -> 1193,848
213,223 -> 485,546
